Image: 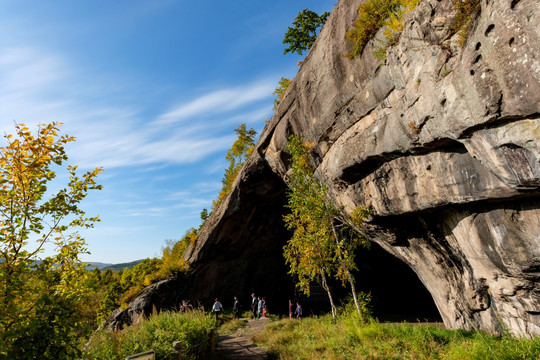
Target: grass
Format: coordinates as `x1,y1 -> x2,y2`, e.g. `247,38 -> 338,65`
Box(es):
219,318 -> 249,335
253,313 -> 540,359
81,310 -> 216,360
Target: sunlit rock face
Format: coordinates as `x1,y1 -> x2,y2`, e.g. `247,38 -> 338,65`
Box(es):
110,0 -> 540,337
188,0 -> 540,337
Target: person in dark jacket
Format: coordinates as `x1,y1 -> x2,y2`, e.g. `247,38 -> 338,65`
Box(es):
250,293 -> 257,318
233,296 -> 240,319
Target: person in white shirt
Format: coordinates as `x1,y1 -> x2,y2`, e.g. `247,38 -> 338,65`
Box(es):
212,298 -> 224,322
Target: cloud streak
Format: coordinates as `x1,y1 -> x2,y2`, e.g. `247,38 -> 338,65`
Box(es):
0,45 -> 273,170
154,80 -> 275,125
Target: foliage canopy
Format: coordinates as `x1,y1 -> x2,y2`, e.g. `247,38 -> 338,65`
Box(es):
212,124 -> 257,209
283,9 -> 330,55
0,122 -> 102,359
283,135 -> 370,319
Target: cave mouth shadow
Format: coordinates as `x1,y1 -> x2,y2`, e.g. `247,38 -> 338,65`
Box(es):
353,242 -> 443,323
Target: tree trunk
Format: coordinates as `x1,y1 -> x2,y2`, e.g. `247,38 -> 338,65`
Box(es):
320,270 -> 337,320
327,209 -> 364,320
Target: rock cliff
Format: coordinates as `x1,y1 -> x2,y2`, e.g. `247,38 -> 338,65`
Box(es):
112,0 -> 540,337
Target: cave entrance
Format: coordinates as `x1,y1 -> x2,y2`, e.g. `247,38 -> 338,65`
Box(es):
353,242 -> 442,322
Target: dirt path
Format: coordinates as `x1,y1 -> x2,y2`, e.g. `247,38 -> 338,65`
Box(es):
216,317 -> 270,359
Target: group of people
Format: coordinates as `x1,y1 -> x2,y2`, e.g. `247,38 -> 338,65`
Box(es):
250,294 -> 269,319
288,299 -> 302,319
209,295 -> 303,322
179,299 -> 204,312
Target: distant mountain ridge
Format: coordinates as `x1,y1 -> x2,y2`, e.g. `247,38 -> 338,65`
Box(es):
86,259 -> 144,271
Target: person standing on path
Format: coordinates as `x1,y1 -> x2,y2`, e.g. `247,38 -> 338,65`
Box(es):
251,293 -> 257,318
212,297 -> 224,322
289,299 -> 293,319
233,296 -> 240,319
257,296 -> 263,319
295,302 -> 302,319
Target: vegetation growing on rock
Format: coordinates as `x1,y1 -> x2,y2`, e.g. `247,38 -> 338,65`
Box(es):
212,124 -> 257,209
346,0 -> 420,59
450,0 -> 481,46
283,9 -> 330,55
283,135 -> 370,320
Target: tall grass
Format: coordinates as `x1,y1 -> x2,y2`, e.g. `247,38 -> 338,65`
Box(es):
82,310 -> 216,360
254,313 -> 540,359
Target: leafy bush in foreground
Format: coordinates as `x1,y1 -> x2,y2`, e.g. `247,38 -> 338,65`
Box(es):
82,310 -> 216,360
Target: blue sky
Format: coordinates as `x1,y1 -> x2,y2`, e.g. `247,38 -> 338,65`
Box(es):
0,0 -> 337,263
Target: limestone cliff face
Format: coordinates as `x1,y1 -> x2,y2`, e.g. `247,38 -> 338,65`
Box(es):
109,0 -> 539,337
186,0 -> 540,337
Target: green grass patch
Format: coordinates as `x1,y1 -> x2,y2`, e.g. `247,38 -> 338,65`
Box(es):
219,318 -> 249,335
255,313 -> 540,360
81,310 -> 216,360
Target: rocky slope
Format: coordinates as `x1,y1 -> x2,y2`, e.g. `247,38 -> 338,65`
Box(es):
112,0 -> 540,337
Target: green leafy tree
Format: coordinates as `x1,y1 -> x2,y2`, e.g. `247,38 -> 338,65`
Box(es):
273,77 -> 292,110
0,122 -> 102,359
200,208 -> 209,222
213,124 -> 257,209
283,135 -> 370,320
283,9 -> 330,55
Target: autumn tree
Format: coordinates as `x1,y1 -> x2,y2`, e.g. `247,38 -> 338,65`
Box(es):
212,124 -> 257,209
273,77 -> 292,110
283,9 -> 330,55
0,122 -> 102,359
283,135 -> 370,320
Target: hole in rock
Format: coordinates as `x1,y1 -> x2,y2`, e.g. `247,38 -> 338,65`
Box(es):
509,37 -> 515,46
485,24 -> 495,37
353,242 -> 442,322
511,0 -> 522,9
475,42 -> 482,51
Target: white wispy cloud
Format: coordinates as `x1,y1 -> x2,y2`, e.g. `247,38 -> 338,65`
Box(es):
0,45 -> 272,170
154,80 -> 275,125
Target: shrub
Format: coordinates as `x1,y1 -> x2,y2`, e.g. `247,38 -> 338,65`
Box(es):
450,0 -> 481,47
82,310 -> 216,360
346,0 -> 420,59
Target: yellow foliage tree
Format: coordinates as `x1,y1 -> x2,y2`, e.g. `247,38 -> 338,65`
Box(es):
0,122 -> 102,359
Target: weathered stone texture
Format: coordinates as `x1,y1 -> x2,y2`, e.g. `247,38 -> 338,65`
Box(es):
112,0 -> 540,337
244,0 -> 539,337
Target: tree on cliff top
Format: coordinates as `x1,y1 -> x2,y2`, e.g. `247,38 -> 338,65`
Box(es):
283,135 -> 370,320
212,124 -> 257,209
283,9 -> 330,55
0,122 -> 102,359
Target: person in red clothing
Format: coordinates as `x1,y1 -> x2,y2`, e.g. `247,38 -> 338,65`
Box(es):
289,299 -> 293,319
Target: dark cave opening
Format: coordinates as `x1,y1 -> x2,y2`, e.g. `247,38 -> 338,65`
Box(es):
353,242 -> 442,322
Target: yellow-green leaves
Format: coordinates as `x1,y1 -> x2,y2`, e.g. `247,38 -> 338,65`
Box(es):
0,122 -> 102,359
212,124 -> 257,209
346,0 -> 420,59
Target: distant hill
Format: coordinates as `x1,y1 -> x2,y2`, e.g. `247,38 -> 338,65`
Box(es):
86,259 -> 144,271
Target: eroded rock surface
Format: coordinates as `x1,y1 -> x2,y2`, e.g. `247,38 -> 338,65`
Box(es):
111,0 -> 540,337
191,0 -> 540,337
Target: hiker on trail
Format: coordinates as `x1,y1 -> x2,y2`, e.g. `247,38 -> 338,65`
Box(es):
289,299 -> 293,319
257,296 -> 263,319
262,297 -> 268,317
251,293 -> 257,318
233,296 -> 240,319
212,297 -> 224,322
295,302 -> 302,319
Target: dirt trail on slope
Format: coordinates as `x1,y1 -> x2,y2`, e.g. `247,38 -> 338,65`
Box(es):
216,317 -> 270,359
